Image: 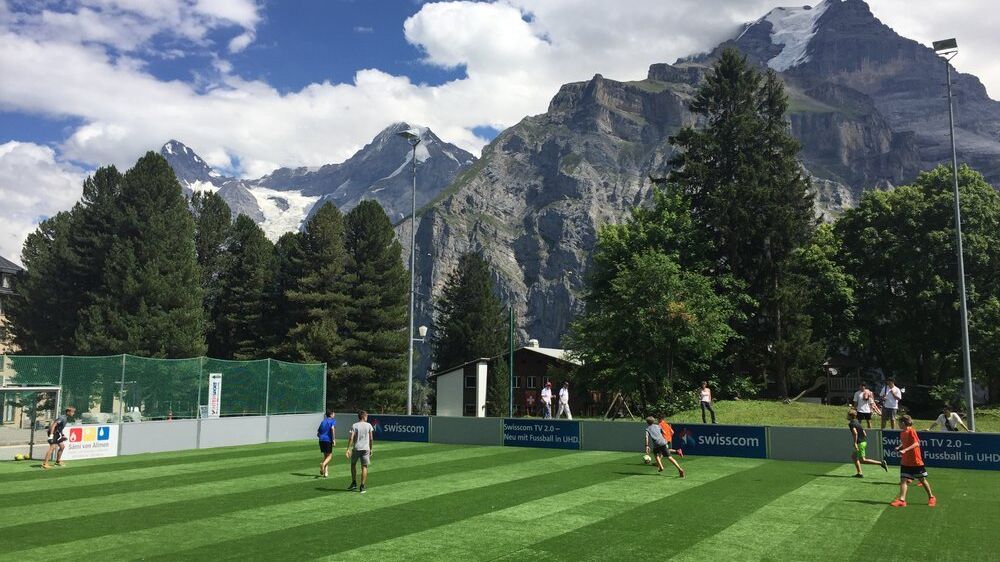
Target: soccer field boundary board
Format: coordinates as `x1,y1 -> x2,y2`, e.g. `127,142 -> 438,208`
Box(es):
502,419 -> 580,449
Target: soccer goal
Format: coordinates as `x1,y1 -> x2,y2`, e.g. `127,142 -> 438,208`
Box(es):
0,385 -> 61,459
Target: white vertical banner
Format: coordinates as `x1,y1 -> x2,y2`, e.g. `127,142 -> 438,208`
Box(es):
208,373 -> 223,418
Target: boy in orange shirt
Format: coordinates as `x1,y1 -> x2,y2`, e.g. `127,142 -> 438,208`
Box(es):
658,414 -> 684,458
891,415 -> 937,507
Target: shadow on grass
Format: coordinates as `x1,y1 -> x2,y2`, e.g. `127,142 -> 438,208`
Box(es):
613,471 -> 661,476
290,473 -> 322,478
314,487 -> 358,493
844,499 -> 888,505
808,473 -> 854,478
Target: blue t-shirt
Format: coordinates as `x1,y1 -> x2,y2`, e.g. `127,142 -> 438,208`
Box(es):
317,418 -> 336,442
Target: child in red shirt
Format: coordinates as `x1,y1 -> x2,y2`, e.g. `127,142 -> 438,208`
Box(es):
891,415 -> 937,507
658,415 -> 684,458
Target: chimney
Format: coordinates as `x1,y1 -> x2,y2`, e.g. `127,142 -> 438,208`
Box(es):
528,339 -> 540,348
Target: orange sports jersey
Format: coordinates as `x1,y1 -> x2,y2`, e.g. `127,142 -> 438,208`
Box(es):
659,421 -> 673,442
901,427 -> 924,466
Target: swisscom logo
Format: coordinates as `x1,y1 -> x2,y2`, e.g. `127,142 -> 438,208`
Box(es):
372,418 -> 426,435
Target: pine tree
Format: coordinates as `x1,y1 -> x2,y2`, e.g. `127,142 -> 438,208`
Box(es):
431,252 -> 507,376
192,191 -> 232,344
210,214 -> 274,360
336,200 -> 408,411
75,152 -> 206,358
268,231 -> 306,358
286,203 -> 350,406
669,49 -> 815,396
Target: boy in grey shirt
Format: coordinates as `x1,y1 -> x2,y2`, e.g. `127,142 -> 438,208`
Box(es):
346,410 -> 375,493
644,416 -> 684,478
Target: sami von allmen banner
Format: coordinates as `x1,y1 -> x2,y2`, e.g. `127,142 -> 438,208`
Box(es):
61,424 -> 119,460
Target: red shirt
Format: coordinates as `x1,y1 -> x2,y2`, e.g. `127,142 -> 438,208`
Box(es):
901,427 -> 924,466
659,421 -> 673,443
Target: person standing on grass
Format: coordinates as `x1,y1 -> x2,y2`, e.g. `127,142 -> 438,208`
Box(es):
891,415 -> 936,507
645,416 -> 684,478
848,409 -> 887,478
879,378 -> 902,429
698,381 -> 717,424
346,410 -> 374,494
557,382 -> 572,419
541,382 -> 553,419
41,406 -> 75,469
927,406 -> 971,432
316,410 -> 337,478
853,383 -> 875,428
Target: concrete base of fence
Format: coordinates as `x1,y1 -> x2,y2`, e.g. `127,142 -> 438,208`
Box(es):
432,416 -> 501,445
768,426 -> 884,464
121,419 -> 200,455
579,420 -> 644,452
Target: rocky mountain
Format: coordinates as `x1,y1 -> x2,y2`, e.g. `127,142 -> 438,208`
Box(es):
399,0 -> 1000,359
160,123 -> 474,239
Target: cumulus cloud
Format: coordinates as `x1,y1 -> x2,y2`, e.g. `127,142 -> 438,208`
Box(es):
0,142 -> 87,265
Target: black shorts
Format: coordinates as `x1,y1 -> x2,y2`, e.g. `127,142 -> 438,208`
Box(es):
318,441 -> 333,454
900,464 -> 928,481
653,443 -> 670,458
857,412 -> 872,421
47,434 -> 66,445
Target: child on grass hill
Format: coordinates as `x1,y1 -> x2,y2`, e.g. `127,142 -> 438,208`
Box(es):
891,415 -> 936,507
645,416 -> 684,478
848,409 -> 887,477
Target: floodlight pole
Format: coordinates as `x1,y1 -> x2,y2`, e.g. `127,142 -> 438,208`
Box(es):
939,42 -> 976,431
399,130 -> 421,416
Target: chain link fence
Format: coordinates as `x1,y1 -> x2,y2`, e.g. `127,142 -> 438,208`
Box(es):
1,354 -> 325,425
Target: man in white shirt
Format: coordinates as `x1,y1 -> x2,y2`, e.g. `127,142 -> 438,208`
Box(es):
540,382 -> 553,419
557,382 -> 572,419
346,410 -> 375,494
928,406 -> 971,432
853,383 -> 875,428
879,379 -> 902,429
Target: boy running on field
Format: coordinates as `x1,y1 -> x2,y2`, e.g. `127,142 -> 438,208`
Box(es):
645,416 -> 684,478
848,409 -> 887,477
657,414 -> 684,458
346,410 -> 374,494
316,410 -> 337,478
891,415 -> 936,507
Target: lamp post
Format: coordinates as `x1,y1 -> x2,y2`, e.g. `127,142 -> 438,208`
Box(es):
933,38 -> 976,431
397,128 -> 421,415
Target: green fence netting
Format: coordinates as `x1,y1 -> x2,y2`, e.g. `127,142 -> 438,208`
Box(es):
1,354 -> 325,421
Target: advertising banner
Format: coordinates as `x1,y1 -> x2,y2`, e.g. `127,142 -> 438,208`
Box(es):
370,415 -> 429,442
62,424 -> 119,460
882,430 -> 1000,470
670,424 -> 768,458
207,373 -> 222,418
503,419 -> 580,450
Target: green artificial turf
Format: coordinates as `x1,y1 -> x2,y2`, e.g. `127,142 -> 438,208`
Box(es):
0,442 -> 996,561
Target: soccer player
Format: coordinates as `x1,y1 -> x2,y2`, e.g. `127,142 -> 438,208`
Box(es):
41,406 -> 75,469
698,381 -> 717,424
657,414 -> 684,458
891,415 -> 936,507
557,382 -> 572,419
879,378 -> 902,429
927,405 -> 971,432
540,382 -> 553,419
316,410 -> 337,478
852,383 -> 875,428
848,409 -> 887,477
644,416 -> 684,477
346,410 -> 374,494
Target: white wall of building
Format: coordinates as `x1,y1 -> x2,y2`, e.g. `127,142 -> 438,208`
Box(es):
475,362 -> 487,418
435,369 -> 464,417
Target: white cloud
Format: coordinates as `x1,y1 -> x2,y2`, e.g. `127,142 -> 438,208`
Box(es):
0,142 -> 87,264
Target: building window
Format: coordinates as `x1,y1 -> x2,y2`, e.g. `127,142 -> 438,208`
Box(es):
465,375 -> 476,389
464,403 -> 475,416
1,274 -> 8,289
513,376 -> 521,389
527,376 -> 537,388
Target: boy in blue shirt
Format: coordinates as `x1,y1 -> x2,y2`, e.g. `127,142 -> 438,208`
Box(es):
317,410 -> 337,478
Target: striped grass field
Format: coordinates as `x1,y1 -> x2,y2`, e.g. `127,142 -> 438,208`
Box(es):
0,441 -> 996,561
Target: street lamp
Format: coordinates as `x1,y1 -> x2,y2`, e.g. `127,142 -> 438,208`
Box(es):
933,38 -> 976,431
397,127 -> 421,415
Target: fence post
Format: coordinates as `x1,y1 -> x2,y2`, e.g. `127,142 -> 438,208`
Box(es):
265,358 -> 271,417
119,354 -> 126,422
197,356 -> 203,419
322,362 -> 328,413
56,355 -> 64,414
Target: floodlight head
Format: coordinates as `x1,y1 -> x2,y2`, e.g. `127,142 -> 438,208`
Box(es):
397,128 -> 422,145
933,38 -> 958,56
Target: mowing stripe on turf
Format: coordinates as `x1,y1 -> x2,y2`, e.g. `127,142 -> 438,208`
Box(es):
13,447 -> 611,561
509,459 -> 826,561
331,457 -> 767,562
140,450 -> 640,561
0,443 -> 523,531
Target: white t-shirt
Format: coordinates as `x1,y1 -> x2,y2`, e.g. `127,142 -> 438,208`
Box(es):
853,389 -> 872,413
700,388 -> 712,403
934,412 -> 963,431
881,386 -> 901,409
540,387 -> 552,404
558,388 -> 569,405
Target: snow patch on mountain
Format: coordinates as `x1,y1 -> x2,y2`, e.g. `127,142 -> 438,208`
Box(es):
247,185 -> 320,240
188,180 -> 219,193
765,2 -> 832,72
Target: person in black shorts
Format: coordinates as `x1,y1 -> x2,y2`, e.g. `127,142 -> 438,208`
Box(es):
644,416 -> 684,478
42,406 -> 75,469
316,410 -> 337,478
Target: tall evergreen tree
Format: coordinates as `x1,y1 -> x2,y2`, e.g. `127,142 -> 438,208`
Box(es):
286,203 -> 350,406
268,231 -> 306,358
75,152 -> 206,357
431,252 -> 507,412
191,191 -> 232,344
336,200 -> 408,411
669,49 -> 815,395
209,215 -> 275,360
